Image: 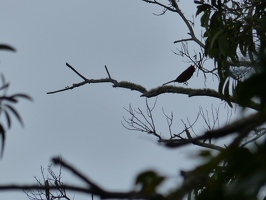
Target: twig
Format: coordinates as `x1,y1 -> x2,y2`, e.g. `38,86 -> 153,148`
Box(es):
66,62 -> 88,81
170,0 -> 205,47
52,157 -> 104,193
185,128 -> 224,151
105,65 -> 112,79
142,0 -> 204,47
122,101 -> 161,139
174,38 -> 194,43
161,112 -> 266,148
162,108 -> 174,138
47,81 -> 87,94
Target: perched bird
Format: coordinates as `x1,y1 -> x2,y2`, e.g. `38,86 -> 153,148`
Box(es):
162,65 -> 195,85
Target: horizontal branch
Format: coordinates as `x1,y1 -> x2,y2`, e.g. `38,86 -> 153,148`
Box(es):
142,86 -> 259,110
173,38 -> 194,44
159,138 -> 224,151
0,184 -> 162,200
2,156 -> 164,200
0,184 -> 91,195
47,63 -> 259,111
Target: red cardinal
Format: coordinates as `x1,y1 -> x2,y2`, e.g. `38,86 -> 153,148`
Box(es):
162,65 -> 195,85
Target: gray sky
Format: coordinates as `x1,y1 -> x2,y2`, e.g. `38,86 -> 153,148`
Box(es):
0,1 -> 229,199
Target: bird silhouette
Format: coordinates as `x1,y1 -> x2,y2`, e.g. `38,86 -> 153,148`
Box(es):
162,65 -> 195,85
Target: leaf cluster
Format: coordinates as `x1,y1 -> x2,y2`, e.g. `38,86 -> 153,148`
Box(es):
0,44 -> 32,157
189,143 -> 266,200
195,0 -> 266,107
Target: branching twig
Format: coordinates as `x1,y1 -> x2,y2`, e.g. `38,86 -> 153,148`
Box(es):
161,112 -> 266,149
25,164 -> 71,200
22,157 -> 168,200
158,111 -> 224,152
122,99 -> 161,139
47,63 -> 146,95
142,0 -> 204,47
52,157 -> 104,194
170,0 -> 205,47
162,108 -> 174,138
184,128 -> 224,151
199,105 -> 220,132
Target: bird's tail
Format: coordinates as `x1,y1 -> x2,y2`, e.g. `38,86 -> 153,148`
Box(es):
162,80 -> 175,86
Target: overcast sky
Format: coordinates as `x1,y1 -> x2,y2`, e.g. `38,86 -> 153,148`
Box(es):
0,1 -> 233,199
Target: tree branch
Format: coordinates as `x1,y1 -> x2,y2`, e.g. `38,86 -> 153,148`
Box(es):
142,86 -> 259,110
160,112 -> 266,149
170,0 -> 205,47
12,157 -> 166,200
52,157 -> 104,193
142,0 -> 204,47
0,184 -> 163,200
47,63 -> 259,111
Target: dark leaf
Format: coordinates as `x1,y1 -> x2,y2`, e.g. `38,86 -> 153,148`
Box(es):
5,104 -> 24,127
201,11 -> 210,27
0,123 -> 6,158
0,96 -> 18,103
3,110 -> 11,129
0,83 -> 9,91
10,93 -> 33,101
135,170 -> 164,195
0,44 -> 16,52
196,4 -> 211,17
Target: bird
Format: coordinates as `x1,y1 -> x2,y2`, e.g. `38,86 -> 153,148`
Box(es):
162,65 -> 195,85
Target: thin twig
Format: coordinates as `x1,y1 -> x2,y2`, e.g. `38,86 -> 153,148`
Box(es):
52,157 -> 104,193
105,65 -> 112,79
66,62 -> 88,81
162,108 -> 174,138
162,112 -> 266,148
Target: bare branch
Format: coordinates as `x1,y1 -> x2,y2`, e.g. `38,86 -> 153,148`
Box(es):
142,0 -> 176,12
161,112 -> 266,149
66,62 -> 88,81
52,157 -> 104,193
142,0 -> 204,47
105,65 -> 112,79
162,108 -> 174,138
159,111 -> 224,152
25,164 -> 71,200
173,38 -> 194,44
47,63 -> 146,94
122,100 -> 161,139
199,105 -> 221,132
170,0 -> 205,47
142,86 -> 259,111
185,128 -> 224,151
47,63 -> 259,111
5,184 -> 162,200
